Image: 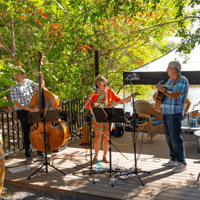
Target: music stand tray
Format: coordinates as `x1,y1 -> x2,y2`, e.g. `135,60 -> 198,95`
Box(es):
92,107 -> 126,123
28,110 -> 60,124
27,110 -> 66,179
92,107 -> 126,186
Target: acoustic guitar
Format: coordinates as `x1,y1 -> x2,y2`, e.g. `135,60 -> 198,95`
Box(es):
154,75 -> 181,111
154,81 -> 167,111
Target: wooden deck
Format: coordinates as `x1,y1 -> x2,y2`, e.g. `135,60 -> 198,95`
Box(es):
4,132 -> 200,200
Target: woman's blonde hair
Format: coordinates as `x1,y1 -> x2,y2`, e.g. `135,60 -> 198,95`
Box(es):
95,75 -> 107,85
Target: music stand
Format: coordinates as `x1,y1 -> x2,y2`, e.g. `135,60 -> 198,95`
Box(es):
27,110 -> 66,179
92,107 -> 126,186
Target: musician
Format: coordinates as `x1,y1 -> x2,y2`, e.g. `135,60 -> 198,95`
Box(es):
153,61 -> 189,173
10,66 -> 45,164
85,75 -> 131,164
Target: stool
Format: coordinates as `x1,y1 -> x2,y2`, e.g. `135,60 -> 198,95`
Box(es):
193,130 -> 200,181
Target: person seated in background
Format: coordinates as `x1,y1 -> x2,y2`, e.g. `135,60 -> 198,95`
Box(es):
184,98 -> 191,116
192,100 -> 200,110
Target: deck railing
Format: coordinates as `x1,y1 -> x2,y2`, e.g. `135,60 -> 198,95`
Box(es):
0,110 -> 23,156
0,98 -> 85,157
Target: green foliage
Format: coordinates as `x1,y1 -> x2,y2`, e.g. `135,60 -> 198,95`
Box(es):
0,62 -> 17,108
0,0 -> 199,110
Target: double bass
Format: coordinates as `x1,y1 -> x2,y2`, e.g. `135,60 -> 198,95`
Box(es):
29,51 -> 69,152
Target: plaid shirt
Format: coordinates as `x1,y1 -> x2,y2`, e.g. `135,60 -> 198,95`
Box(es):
162,75 -> 189,115
10,79 -> 38,110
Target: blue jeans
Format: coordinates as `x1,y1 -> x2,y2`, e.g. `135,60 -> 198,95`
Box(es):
163,113 -> 186,165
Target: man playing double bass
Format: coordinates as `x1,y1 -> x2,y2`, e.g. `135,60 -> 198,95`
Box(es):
153,61 -> 189,173
10,66 -> 45,164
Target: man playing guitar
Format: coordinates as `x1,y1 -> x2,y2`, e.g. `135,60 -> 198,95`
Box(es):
153,61 -> 189,173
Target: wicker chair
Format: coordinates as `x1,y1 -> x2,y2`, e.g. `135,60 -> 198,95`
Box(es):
135,100 -> 164,143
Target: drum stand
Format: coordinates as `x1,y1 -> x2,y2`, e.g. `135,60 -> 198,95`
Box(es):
27,110 -> 66,179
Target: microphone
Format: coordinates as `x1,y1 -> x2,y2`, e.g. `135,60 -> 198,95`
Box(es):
93,86 -> 98,92
125,73 -> 140,81
125,74 -> 135,80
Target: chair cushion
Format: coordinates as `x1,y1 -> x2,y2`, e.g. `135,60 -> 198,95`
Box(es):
152,117 -> 163,125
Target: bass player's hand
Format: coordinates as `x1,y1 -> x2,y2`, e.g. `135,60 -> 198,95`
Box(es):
31,106 -> 39,112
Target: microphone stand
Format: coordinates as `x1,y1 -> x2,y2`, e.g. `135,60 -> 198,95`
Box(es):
74,88 -> 98,184
129,78 -> 150,186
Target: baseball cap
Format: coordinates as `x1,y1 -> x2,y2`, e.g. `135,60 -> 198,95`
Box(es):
15,66 -> 25,74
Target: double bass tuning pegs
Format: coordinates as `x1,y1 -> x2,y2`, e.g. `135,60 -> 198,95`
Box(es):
38,51 -> 44,66
38,51 -> 44,57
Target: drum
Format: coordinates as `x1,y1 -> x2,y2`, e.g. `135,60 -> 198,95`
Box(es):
0,134 -> 5,198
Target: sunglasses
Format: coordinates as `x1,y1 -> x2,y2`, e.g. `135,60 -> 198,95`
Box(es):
167,66 -> 175,70
99,83 -> 107,87
17,71 -> 25,74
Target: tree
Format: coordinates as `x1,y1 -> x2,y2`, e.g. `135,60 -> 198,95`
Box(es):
0,0 -> 199,109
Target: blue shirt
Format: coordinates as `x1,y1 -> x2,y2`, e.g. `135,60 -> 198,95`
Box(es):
162,75 -> 189,115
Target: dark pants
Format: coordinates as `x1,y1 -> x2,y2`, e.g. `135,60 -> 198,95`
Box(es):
163,113 -> 186,165
17,110 -> 43,158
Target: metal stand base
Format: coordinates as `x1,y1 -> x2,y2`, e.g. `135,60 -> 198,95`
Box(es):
130,168 -> 150,186
197,172 -> 200,181
27,110 -> 66,179
27,161 -> 66,179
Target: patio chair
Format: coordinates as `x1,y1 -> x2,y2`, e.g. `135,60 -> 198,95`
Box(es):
125,112 -> 153,142
135,100 -> 164,143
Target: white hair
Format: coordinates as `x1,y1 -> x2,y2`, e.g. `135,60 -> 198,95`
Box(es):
169,61 -> 181,74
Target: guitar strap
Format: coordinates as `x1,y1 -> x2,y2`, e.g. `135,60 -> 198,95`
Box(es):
167,74 -> 181,90
161,75 -> 181,104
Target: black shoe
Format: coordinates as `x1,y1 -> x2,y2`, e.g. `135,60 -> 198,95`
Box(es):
37,152 -> 45,160
26,156 -> 34,164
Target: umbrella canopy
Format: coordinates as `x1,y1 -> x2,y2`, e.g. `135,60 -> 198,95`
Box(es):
123,45 -> 200,85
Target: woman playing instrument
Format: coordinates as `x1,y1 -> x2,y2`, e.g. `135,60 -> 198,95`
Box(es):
10,66 -> 45,164
85,75 -> 131,164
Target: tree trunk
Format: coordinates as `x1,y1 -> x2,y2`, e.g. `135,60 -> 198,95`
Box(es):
10,17 -> 17,66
